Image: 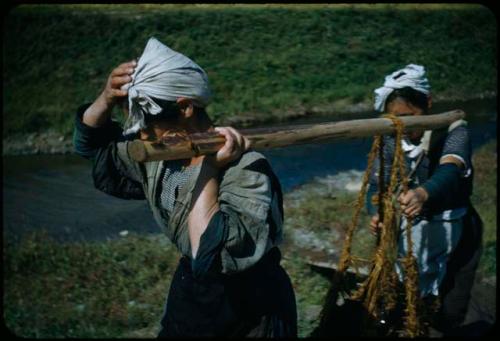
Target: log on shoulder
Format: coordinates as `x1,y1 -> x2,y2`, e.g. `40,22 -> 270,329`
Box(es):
128,110 -> 465,162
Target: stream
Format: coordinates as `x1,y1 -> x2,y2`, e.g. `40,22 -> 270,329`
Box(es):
3,98 -> 497,243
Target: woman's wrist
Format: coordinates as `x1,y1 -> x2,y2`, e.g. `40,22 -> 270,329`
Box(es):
82,93 -> 113,127
415,187 -> 429,202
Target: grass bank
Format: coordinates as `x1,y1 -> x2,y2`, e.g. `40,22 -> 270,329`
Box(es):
3,140 -> 496,337
3,4 -> 496,137
3,232 -> 180,338
471,139 -> 497,275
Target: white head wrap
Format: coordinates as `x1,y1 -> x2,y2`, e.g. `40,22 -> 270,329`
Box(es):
122,37 -> 212,135
373,64 -> 431,112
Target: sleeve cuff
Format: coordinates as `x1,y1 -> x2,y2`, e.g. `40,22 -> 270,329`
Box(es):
75,103 -> 115,133
439,153 -> 471,178
421,163 -> 461,207
73,103 -> 124,159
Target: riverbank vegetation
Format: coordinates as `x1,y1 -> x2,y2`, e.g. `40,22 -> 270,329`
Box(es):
471,140 -> 497,275
3,4 -> 496,138
4,139 -> 496,338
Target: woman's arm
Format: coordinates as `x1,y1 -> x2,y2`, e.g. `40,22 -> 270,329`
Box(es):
189,154 -> 280,277
74,60 -> 145,200
399,125 -> 471,217
187,127 -> 251,258
82,60 -> 136,128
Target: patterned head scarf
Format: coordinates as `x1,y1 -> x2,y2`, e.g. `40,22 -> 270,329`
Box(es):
373,64 -> 431,112
122,37 -> 212,135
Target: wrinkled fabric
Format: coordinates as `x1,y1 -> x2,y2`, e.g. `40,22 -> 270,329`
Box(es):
401,129 -> 432,160
366,121 -> 473,219
400,120 -> 468,165
122,37 -> 212,134
158,248 -> 297,337
74,104 -> 284,274
73,104 -> 145,199
374,64 -> 431,112
73,104 -> 125,160
396,215 -> 463,297
164,152 -> 284,274
74,108 -> 297,335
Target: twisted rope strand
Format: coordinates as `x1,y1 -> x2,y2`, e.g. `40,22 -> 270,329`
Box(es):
328,113 -> 422,337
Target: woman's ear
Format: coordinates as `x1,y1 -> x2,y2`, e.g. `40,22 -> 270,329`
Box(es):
176,97 -> 195,118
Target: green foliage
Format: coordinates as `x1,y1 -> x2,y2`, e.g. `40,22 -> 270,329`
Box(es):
3,231 -> 179,338
282,185 -> 376,336
3,4 -> 497,136
281,251 -> 331,337
471,140 -> 497,277
480,241 -> 497,275
285,189 -> 375,260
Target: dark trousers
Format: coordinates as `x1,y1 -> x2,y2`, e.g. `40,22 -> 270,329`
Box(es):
433,205 -> 484,334
157,248 -> 297,338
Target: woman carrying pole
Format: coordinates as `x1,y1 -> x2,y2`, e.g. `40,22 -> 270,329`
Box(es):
366,64 -> 483,335
73,37 -> 297,337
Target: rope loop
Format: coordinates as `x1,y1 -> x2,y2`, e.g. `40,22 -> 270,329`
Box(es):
331,113 -> 422,337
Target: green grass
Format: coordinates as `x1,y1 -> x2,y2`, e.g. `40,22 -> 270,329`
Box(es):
3,4 -> 496,136
285,187 -> 375,261
281,251 -> 331,337
3,231 -> 180,338
471,140 -> 497,275
283,188 -> 378,336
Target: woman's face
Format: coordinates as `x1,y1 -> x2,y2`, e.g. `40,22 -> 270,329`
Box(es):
139,119 -> 182,141
386,97 -> 426,142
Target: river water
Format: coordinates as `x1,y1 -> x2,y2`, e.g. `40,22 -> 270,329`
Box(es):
3,99 -> 497,242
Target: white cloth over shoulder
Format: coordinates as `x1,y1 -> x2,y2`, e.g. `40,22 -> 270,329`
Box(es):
122,37 -> 212,135
374,64 -> 431,112
401,130 -> 432,160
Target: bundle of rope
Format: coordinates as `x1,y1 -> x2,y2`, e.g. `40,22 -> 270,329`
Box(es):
319,114 -> 422,337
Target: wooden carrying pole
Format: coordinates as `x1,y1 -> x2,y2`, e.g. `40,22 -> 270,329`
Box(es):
128,109 -> 465,162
